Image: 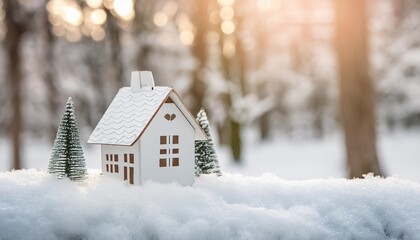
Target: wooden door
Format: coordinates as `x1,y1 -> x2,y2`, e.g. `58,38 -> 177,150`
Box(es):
129,167 -> 134,184
123,154 -> 135,184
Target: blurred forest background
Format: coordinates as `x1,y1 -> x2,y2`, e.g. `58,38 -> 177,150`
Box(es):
0,0 -> 419,178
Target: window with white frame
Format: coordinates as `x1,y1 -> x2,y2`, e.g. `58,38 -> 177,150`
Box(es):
105,154 -> 119,173
159,135 -> 179,167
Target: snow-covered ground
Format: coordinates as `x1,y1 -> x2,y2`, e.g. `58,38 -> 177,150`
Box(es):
1,170 -> 420,240
219,129 -> 420,181
1,130 -> 419,239
2,129 -> 418,181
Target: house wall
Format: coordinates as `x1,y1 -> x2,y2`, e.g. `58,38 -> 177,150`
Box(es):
101,141 -> 140,185
139,102 -> 195,186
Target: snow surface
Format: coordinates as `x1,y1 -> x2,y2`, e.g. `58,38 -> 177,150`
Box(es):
1,129 -> 419,181
1,170 -> 420,240
218,129 -> 420,182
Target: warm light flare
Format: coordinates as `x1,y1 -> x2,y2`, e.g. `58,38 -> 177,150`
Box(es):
86,0 -> 103,8
46,0 -> 61,15
48,14 -> 61,26
179,30 -> 194,45
218,0 -> 234,6
220,6 -> 234,20
221,20 -> 235,34
113,0 -> 134,20
176,14 -> 194,32
47,0 -> 136,42
154,12 -> 168,27
63,4 -> 83,26
90,9 -> 107,25
163,1 -> 178,17
257,0 -> 272,11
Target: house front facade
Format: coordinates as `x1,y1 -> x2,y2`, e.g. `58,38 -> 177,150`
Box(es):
88,71 -> 206,186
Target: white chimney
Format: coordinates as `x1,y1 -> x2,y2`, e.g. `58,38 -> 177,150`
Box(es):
130,71 -> 141,92
140,71 -> 155,89
130,70 -> 155,92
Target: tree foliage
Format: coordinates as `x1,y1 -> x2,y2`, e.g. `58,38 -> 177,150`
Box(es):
195,108 -> 221,177
48,98 -> 87,181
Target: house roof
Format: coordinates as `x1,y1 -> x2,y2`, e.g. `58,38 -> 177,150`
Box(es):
88,86 -> 207,145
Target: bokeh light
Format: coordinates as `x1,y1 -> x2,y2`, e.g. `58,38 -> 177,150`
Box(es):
221,20 -> 235,34
220,6 -> 234,20
154,12 -> 168,27
90,9 -> 107,25
113,0 -> 134,20
179,30 -> 194,45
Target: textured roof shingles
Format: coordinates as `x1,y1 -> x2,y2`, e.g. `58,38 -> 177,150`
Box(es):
88,86 -> 171,145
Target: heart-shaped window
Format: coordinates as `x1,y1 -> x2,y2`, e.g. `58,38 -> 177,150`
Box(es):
164,113 -> 176,121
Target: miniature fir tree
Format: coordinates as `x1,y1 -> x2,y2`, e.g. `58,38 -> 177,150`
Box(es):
195,108 -> 221,177
48,97 -> 87,181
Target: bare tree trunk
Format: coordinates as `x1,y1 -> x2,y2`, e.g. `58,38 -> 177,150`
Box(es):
393,0 -> 405,24
105,9 -> 123,87
255,25 -> 270,140
42,1 -> 59,141
220,43 -> 242,162
4,1 -> 25,170
335,0 -> 383,178
189,0 -> 212,115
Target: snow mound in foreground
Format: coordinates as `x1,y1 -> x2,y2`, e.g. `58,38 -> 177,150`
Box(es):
1,170 -> 420,240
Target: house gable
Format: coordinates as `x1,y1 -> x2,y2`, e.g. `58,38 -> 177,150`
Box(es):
139,99 -> 195,185
129,90 -> 207,145
165,91 -> 207,140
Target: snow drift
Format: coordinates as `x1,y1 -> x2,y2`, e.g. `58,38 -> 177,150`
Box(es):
1,170 -> 420,240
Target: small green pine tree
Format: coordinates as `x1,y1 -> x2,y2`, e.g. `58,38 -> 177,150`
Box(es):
48,97 -> 87,181
195,108 -> 221,177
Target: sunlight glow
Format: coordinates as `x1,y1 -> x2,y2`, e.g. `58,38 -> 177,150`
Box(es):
220,6 -> 234,20
154,12 -> 168,27
48,14 -> 60,26
46,0 -> 136,42
221,20 -> 235,34
163,1 -> 178,17
257,0 -> 272,10
90,9 -> 107,25
46,0 -> 60,15
113,0 -> 134,20
179,30 -> 194,45
218,0 -> 235,6
176,14 -> 194,32
86,0 -> 103,8
63,4 -> 83,26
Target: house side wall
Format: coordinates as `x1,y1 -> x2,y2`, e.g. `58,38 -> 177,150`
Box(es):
101,141 -> 140,185
140,102 -> 195,186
